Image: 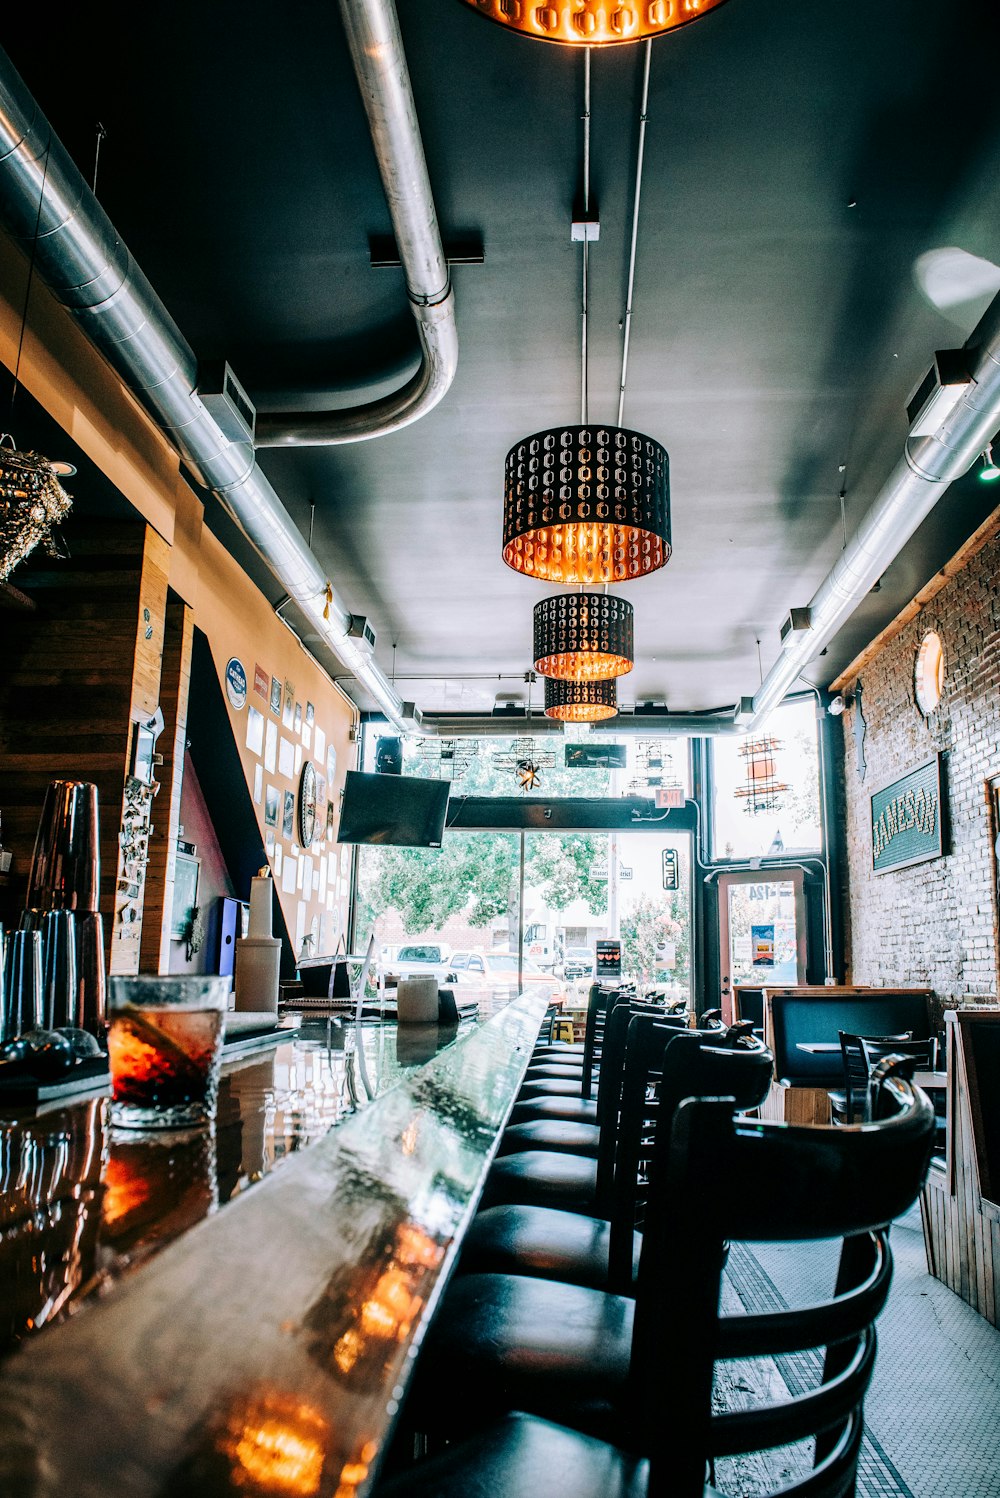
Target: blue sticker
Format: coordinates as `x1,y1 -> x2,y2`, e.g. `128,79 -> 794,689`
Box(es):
225,657 -> 248,711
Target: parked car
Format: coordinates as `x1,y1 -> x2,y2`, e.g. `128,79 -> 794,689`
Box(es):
391,943 -> 458,986
560,946 -> 595,981
449,950 -> 564,1002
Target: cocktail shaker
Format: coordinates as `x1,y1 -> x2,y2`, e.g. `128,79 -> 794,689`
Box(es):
25,781 -> 100,913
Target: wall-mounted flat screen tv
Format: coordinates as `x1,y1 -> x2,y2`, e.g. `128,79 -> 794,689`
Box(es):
337,770 -> 450,847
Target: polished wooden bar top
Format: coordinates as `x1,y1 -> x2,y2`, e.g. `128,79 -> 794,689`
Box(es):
0,992 -> 548,1497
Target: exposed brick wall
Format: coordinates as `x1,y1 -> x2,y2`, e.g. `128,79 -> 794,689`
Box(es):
841,528 -> 1000,1010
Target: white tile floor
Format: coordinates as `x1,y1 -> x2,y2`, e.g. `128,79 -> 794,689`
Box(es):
722,1204 -> 1000,1498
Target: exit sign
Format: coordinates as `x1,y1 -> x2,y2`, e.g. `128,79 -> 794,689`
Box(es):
662,848 -> 679,891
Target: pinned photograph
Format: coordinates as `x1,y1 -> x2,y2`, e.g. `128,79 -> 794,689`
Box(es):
294,703 -> 302,734
283,688 -> 294,729
245,705 -> 264,757
282,789 -> 295,839
264,785 -> 280,827
270,676 -> 282,716
306,701 -> 315,726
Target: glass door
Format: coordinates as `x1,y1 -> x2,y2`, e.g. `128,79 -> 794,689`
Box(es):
717,869 -> 806,1025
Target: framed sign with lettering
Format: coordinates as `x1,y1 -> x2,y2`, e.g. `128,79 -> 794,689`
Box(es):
870,754 -> 943,875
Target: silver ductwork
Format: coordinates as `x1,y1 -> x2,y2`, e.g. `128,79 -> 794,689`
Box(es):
0,27 -> 422,733
254,0 -> 458,447
748,292 -> 1000,726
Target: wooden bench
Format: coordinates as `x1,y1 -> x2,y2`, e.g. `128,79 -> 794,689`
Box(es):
760,985 -> 934,1125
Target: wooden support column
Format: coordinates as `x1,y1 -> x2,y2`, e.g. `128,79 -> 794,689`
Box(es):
139,597 -> 193,973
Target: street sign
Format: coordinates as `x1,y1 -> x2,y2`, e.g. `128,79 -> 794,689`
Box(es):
619,865 -> 633,881
662,847 -> 679,891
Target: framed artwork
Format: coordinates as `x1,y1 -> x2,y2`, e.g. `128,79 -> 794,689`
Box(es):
171,853 -> 200,940
270,676 -> 282,715
282,789 -> 295,839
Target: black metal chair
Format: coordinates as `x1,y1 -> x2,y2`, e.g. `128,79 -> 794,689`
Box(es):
463,1027 -> 773,1294
378,1070 -> 934,1498
836,1030 -> 913,1122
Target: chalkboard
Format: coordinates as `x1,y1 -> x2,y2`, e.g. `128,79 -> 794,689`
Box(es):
962,1017 -> 1000,1208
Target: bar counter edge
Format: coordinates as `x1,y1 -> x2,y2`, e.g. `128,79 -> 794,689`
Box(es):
0,991 -> 550,1498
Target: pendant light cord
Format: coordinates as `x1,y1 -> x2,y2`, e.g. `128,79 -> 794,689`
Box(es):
618,40 -> 652,428
581,47 -> 591,427
9,144 -> 51,423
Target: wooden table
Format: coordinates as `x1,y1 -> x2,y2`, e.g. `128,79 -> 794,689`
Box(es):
0,992 -> 548,1495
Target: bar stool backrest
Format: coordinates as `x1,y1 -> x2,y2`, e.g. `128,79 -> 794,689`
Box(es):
607,1027 -> 774,1292
630,1075 -> 935,1498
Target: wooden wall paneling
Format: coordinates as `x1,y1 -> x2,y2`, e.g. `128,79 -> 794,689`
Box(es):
139,599 -> 193,973
0,522 -> 146,942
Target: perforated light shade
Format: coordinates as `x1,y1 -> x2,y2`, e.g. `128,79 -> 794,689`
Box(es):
458,0 -> 731,47
503,425 -> 670,585
534,592 -> 634,681
544,676 -> 618,722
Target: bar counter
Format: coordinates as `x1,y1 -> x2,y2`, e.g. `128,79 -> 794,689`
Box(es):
0,991 -> 549,1496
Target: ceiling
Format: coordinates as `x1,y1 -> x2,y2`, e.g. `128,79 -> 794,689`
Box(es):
3,0 -> 1000,717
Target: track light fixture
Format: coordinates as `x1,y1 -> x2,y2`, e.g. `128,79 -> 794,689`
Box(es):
979,443 -> 1000,482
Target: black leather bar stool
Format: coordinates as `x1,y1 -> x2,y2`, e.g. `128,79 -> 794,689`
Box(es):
462,1028 -> 773,1293
378,1070 -> 934,1498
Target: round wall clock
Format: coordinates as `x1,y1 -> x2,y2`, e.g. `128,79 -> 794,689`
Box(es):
298,761 -> 317,848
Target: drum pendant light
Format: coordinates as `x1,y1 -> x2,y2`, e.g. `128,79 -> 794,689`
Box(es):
534,592 -> 634,680
544,675 -> 618,722
458,0 -> 732,48
504,425 -> 670,584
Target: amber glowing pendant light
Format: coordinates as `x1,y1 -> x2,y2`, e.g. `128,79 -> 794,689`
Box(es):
458,0 -> 731,48
544,675 -> 618,722
533,592 -> 634,681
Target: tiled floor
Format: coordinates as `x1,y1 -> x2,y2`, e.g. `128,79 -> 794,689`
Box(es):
720,1203 -> 1000,1497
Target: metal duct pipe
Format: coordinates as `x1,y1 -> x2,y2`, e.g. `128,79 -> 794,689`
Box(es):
254,0 -> 458,447
750,290 -> 1000,726
413,711 -> 741,738
0,43 -> 413,733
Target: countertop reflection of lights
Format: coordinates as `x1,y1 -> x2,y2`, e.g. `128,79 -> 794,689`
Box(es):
220,1393 -> 327,1496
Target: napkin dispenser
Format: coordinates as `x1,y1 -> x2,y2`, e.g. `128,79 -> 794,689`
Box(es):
396,975 -> 439,1024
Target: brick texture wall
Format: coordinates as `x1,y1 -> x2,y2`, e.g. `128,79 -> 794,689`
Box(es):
841,528 -> 1000,1008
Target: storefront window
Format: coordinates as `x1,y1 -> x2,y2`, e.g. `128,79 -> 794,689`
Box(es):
710,697 -> 822,859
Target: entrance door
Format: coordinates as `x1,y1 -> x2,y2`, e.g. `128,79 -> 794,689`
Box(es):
717,870 -> 807,1025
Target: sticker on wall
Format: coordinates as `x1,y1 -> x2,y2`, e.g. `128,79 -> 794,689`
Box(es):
264,784 -> 279,827
302,721 -> 312,751
294,703 -> 303,734
751,925 -> 775,965
326,802 -> 337,840
270,675 -> 282,716
281,855 -> 297,894
327,743 -> 337,787
265,829 -> 275,857
254,663 -> 269,700
296,856 -> 305,892
246,706 -> 264,756
264,719 -> 277,774
274,843 -> 282,875
306,702 -> 315,726
294,742 -> 303,775
278,737 -> 294,778
283,687 -> 294,729
225,657 -> 248,711
253,763 -> 263,805
314,725 -> 326,767
282,789 -> 295,840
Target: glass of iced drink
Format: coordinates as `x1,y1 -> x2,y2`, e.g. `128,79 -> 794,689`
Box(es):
107,975 -> 230,1130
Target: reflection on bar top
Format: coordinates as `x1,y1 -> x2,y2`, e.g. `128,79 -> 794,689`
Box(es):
0,1012 -> 477,1356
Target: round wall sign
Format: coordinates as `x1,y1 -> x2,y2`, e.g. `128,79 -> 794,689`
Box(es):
914,630 -> 944,716
225,657 -> 248,711
298,761 -> 317,848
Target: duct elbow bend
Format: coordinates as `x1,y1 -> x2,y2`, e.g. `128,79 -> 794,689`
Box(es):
254,289 -> 458,449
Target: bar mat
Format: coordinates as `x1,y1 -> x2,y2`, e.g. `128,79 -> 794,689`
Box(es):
0,1054 -> 110,1105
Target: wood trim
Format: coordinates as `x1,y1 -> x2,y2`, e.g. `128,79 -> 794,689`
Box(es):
829,501 -> 1000,691
139,599 -> 193,973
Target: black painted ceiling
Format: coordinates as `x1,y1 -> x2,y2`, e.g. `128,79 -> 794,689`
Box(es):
3,0 -> 999,715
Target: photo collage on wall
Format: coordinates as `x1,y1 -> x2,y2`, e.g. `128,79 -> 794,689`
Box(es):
225,652 -> 352,957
